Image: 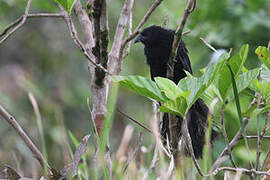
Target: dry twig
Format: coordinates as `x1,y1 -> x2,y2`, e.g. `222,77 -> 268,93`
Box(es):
0,105 -> 53,176
0,0 -> 32,45
255,111 -> 269,170
119,0 -> 164,60
221,104 -> 237,168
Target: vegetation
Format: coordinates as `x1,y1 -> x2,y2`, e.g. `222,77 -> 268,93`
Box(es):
0,0 -> 270,179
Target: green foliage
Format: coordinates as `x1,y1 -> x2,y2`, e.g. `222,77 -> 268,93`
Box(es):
255,46 -> 270,69
217,44 -> 249,101
112,75 -> 168,102
55,0 -> 77,13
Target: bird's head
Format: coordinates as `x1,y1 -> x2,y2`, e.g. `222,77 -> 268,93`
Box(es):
135,25 -> 173,47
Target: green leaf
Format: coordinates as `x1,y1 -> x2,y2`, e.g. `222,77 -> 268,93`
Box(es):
227,68 -> 261,101
250,66 -> 270,99
255,46 -> 270,70
261,65 -> 270,81
68,131 -> 79,148
217,44 -> 249,101
160,96 -> 187,116
178,52 -> 228,110
55,0 -> 77,13
112,75 -> 168,102
250,105 -> 270,119
155,77 -> 184,100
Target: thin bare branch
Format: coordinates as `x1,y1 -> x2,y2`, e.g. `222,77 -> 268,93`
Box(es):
182,116 -> 204,176
211,96 -> 259,172
142,145 -> 158,180
124,133 -> 143,172
221,104 -> 237,168
200,37 -> 218,52
0,12 -> 64,38
119,0 -> 164,60
167,0 -> 196,78
116,125 -> 134,160
256,111 -> 269,170
262,147 -> 270,171
0,0 -> 32,45
60,6 -> 109,74
0,105 -> 53,176
211,117 -> 250,172
246,136 -> 270,139
116,108 -> 153,134
211,167 -> 270,177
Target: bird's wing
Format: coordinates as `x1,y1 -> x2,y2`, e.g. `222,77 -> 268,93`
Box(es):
173,41 -> 192,83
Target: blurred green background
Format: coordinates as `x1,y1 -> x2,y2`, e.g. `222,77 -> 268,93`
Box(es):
0,0 -> 270,178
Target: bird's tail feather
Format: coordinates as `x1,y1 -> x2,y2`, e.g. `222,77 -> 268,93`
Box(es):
160,98 -> 218,159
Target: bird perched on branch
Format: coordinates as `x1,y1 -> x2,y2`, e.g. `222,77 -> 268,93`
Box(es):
135,25 -> 216,158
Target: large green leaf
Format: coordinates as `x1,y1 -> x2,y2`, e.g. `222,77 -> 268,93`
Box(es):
160,97 -> 187,116
55,0 -> 77,13
178,52 -> 228,111
227,68 -> 261,101
217,44 -> 249,101
255,46 -> 270,70
155,77 -> 185,100
112,75 -> 168,102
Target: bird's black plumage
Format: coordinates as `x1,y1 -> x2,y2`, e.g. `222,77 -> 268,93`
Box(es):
135,25 -> 215,158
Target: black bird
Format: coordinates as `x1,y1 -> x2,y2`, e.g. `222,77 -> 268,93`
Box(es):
135,25 -> 215,158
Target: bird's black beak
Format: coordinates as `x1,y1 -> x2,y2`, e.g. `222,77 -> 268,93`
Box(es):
134,34 -> 144,43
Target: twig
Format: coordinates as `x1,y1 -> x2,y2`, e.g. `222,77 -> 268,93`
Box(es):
221,104 -> 237,168
0,12 -> 64,38
256,111 -> 269,170
115,125 -> 134,160
182,116 -> 204,176
199,37 -> 218,52
152,102 -> 171,158
122,9 -> 133,59
246,136 -> 270,139
161,14 -> 169,28
60,6 -> 109,74
124,133 -> 143,172
211,97 -> 259,172
211,167 -> 270,177
167,0 -> 196,78
262,147 -> 270,171
142,145 -> 159,180
116,108 -> 153,134
28,93 -> 49,175
0,105 -> 53,176
211,117 -> 250,172
119,0 -> 164,60
108,0 -> 134,74
0,0 -> 32,45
